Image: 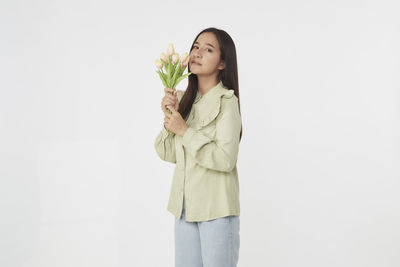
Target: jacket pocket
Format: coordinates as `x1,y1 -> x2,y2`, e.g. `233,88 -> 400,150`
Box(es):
191,99 -> 221,138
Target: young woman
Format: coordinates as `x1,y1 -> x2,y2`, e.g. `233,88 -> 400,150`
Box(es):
154,27 -> 242,267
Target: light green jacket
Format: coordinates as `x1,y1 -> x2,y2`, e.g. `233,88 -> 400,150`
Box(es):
154,81 -> 242,222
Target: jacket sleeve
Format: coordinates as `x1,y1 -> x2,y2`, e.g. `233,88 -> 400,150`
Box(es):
181,96 -> 241,172
154,90 -> 184,164
154,125 -> 176,163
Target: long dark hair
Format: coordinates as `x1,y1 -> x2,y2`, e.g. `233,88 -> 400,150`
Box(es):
178,27 -> 242,142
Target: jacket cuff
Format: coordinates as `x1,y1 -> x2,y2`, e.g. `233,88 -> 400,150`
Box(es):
162,125 -> 175,140
182,127 -> 196,145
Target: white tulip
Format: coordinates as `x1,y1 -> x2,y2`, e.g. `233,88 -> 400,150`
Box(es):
160,52 -> 168,64
172,53 -> 179,64
166,43 -> 175,57
180,52 -> 188,64
155,59 -> 163,69
182,55 -> 190,67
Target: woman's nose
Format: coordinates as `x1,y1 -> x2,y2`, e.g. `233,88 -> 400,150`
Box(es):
193,49 -> 202,58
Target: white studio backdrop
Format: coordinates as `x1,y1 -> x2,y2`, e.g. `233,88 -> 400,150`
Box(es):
1,0 -> 399,266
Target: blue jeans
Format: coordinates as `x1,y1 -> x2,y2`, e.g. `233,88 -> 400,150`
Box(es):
174,198 -> 240,267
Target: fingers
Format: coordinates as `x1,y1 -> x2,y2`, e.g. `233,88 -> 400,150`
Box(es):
162,95 -> 177,111
161,100 -> 167,112
164,91 -> 177,102
161,88 -> 178,115
164,96 -> 176,105
161,91 -> 177,113
162,99 -> 176,112
167,105 -> 176,112
163,107 -> 170,116
164,88 -> 178,101
164,87 -> 174,95
162,103 -> 173,116
164,106 -> 173,117
163,112 -> 171,127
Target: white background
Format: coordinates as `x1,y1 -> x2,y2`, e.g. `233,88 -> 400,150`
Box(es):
1,0 -> 399,266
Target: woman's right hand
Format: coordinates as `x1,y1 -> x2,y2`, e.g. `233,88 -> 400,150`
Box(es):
161,87 -> 179,115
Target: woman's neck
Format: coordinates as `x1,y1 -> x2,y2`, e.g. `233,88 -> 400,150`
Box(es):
197,76 -> 220,96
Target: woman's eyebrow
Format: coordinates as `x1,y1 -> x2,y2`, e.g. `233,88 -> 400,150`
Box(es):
194,41 -> 215,49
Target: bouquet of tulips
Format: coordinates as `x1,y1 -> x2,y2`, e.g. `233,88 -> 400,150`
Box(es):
155,43 -> 192,134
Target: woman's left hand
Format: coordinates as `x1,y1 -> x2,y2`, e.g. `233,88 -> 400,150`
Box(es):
164,105 -> 189,137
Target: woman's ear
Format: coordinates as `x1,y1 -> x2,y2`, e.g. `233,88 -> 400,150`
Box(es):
218,60 -> 226,70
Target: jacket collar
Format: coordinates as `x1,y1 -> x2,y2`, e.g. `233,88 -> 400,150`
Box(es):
191,81 -> 235,127
194,81 -> 233,104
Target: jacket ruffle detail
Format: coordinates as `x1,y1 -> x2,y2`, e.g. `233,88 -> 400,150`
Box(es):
194,88 -> 235,128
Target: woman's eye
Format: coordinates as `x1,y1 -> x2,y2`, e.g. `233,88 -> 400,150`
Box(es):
193,46 -> 211,52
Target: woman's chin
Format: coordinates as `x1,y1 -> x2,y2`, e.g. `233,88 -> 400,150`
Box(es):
189,63 -> 202,70
189,69 -> 200,75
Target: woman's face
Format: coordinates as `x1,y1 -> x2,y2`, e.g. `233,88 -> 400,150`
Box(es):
189,32 -> 225,76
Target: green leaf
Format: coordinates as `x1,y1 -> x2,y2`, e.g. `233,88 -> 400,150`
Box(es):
171,63 -> 181,89
178,64 -> 187,77
168,56 -> 172,74
174,72 -> 192,87
156,70 -> 167,87
166,72 -> 171,87
166,56 -> 173,87
160,59 -> 167,70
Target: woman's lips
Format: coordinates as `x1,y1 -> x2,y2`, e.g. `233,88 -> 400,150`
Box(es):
192,61 -> 202,66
